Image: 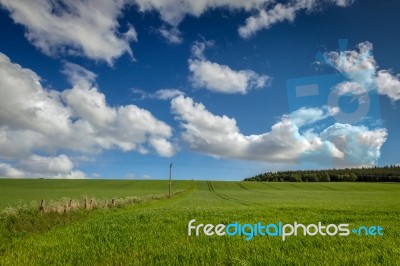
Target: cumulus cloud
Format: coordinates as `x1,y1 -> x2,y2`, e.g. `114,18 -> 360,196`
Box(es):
320,123 -> 387,166
0,163 -> 24,178
171,96 -> 387,167
60,63 -> 175,155
0,0 -> 136,65
189,60 -> 269,94
20,154 -> 74,175
0,53 -> 71,137
324,42 -> 376,89
323,41 -> 400,102
376,71 -> 400,102
333,81 -> 367,96
0,53 -> 174,178
286,106 -> 330,127
188,41 -> 270,94
0,155 -> 86,179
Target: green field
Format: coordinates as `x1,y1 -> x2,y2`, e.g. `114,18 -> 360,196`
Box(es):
1,180 -> 400,265
0,179 -> 189,210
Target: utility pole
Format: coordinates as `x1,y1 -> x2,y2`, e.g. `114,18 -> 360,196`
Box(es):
169,163 -> 173,198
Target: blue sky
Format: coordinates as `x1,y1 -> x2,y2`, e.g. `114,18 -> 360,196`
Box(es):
0,0 -> 399,180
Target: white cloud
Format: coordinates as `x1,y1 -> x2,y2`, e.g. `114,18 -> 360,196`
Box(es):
60,64 -> 175,155
324,41 -> 400,102
0,163 -> 25,178
324,41 -> 376,89
62,63 -> 117,129
238,3 -> 298,39
61,62 -> 97,87
124,23 -> 138,42
149,137 -> 175,157
0,53 -> 175,178
320,123 -> 387,166
1,0 -> 354,54
333,0 -> 354,7
20,154 -> 74,175
158,26 -> 183,44
238,0 -> 353,38
0,53 -> 71,136
2,0 -> 234,57
154,89 -> 185,100
189,60 -> 269,94
376,70 -> 400,102
133,0 -> 267,27
333,81 -> 367,96
191,40 -> 214,60
133,0 -> 353,28
286,106 -> 330,127
0,155 -> 86,179
188,41 -> 270,94
171,96 -> 387,167
0,0 -> 136,65
132,88 -> 185,100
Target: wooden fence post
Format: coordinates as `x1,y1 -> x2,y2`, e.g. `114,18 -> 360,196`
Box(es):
39,199 -> 45,214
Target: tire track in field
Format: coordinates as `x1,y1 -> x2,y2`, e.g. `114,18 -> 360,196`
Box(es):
261,183 -> 283,190
235,182 -> 282,200
207,180 -> 213,192
317,184 -> 339,191
236,182 -> 249,191
287,183 -> 308,190
207,181 -> 258,206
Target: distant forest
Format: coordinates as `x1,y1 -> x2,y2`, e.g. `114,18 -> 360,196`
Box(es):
244,165 -> 400,182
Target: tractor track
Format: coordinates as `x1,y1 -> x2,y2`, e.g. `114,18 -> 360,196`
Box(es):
236,182 -> 249,191
207,181 -> 258,206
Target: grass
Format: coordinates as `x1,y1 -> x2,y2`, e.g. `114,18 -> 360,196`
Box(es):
0,180 -> 399,265
0,179 -> 189,210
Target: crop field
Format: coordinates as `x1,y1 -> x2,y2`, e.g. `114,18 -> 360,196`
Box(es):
0,179 -> 190,210
1,180 -> 400,265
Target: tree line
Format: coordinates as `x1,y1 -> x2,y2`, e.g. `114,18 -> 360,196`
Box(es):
244,165 -> 400,182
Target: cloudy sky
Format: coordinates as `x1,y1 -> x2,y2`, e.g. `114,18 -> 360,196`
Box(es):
0,0 -> 399,180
